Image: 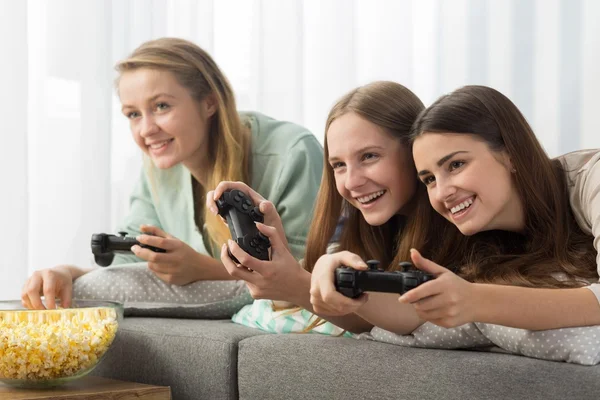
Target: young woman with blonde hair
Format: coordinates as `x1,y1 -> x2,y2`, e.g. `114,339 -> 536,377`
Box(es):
22,37 -> 323,309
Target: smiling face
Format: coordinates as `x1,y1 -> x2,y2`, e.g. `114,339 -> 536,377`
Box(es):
413,133 -> 525,235
327,112 -> 417,226
412,132 -> 525,235
118,68 -> 216,173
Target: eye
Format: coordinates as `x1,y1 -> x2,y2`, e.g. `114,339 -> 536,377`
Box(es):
330,161 -> 345,170
126,111 -> 140,119
155,102 -> 170,111
421,175 -> 435,186
449,160 -> 465,171
362,152 -> 379,161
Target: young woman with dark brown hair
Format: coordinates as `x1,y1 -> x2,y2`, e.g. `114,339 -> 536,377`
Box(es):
401,85 -> 600,331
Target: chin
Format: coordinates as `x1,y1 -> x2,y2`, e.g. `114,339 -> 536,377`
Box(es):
362,212 -> 393,227
151,157 -> 179,170
456,222 -> 485,237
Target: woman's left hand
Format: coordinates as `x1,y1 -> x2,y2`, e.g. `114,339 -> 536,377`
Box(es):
398,249 -> 478,328
220,222 -> 308,304
133,224 -> 201,286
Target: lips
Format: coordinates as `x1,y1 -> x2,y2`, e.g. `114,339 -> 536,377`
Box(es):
147,138 -> 174,150
355,190 -> 386,205
446,196 -> 474,214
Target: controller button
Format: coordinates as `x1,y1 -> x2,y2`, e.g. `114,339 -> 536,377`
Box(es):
234,194 -> 242,202
244,199 -> 252,206
242,203 -> 249,210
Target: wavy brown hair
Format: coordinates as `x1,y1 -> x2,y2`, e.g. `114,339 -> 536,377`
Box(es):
303,81 -> 466,274
410,85 -> 597,288
116,37 -> 249,251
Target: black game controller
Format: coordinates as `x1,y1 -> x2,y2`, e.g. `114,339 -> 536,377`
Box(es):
91,232 -> 166,267
216,189 -> 271,263
334,260 -> 434,298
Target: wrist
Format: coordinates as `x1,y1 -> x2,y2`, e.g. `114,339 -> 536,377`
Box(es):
289,267 -> 312,308
470,283 -> 489,323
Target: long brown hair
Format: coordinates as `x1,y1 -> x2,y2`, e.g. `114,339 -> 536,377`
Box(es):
116,37 -> 249,250
303,81 -> 465,274
410,85 -> 597,288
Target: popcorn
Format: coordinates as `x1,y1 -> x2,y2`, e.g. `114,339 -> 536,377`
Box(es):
0,307 -> 118,380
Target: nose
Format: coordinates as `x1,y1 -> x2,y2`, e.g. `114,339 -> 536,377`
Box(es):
139,115 -> 159,138
344,166 -> 367,191
433,176 -> 457,203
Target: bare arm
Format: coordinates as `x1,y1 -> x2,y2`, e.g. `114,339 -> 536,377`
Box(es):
473,284 -> 600,330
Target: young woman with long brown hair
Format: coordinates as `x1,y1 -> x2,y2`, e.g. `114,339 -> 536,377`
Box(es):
21,37 -> 323,310
209,81 -> 464,334
398,85 -> 600,331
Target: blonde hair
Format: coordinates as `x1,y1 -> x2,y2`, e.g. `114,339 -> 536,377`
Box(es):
115,37 -> 251,250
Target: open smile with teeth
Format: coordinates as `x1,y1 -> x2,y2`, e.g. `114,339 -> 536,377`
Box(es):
356,190 -> 386,205
148,139 -> 174,150
449,197 -> 475,214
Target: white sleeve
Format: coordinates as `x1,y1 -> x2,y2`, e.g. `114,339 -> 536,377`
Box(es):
572,152 -> 600,302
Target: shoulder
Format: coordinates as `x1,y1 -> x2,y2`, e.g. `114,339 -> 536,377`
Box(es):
555,149 -> 600,180
241,111 -> 322,156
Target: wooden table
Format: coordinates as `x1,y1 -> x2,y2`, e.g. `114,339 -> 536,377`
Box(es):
0,376 -> 171,399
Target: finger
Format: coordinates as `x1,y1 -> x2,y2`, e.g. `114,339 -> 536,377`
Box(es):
139,225 -> 171,239
61,286 -> 73,309
409,249 -> 447,276
137,234 -> 176,251
398,280 -> 439,304
320,279 -> 368,313
43,276 -> 57,309
333,251 -> 368,270
220,243 -> 260,284
254,222 -> 283,251
214,181 -> 267,207
21,288 -> 33,310
226,239 -> 269,275
411,292 -> 446,312
26,274 -> 45,310
205,190 -> 218,215
133,245 -> 170,263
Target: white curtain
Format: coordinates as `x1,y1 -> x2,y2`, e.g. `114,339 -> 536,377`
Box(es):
1,0 -> 599,300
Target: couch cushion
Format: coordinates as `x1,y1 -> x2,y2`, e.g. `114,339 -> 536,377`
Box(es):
238,334 -> 600,400
93,318 -> 267,400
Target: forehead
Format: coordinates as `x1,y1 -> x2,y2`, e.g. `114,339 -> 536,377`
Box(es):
327,113 -> 398,157
413,133 -> 487,163
118,68 -> 184,103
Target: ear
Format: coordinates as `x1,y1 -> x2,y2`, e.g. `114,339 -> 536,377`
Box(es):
501,151 -> 516,173
203,93 -> 218,118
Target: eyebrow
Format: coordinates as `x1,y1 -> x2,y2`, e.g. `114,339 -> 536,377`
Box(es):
121,93 -> 176,111
417,150 -> 470,176
328,145 -> 385,163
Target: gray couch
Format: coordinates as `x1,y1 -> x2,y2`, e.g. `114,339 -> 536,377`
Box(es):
93,317 -> 600,400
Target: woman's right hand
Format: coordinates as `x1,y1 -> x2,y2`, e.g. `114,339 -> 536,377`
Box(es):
309,251 -> 370,316
206,181 -> 289,250
21,265 -> 75,310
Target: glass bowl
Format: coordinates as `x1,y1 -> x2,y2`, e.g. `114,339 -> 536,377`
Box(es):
0,299 -> 123,389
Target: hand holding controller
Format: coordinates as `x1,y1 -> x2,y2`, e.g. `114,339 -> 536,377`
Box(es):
90,231 -> 166,267
216,189 -> 271,263
334,260 -> 434,298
